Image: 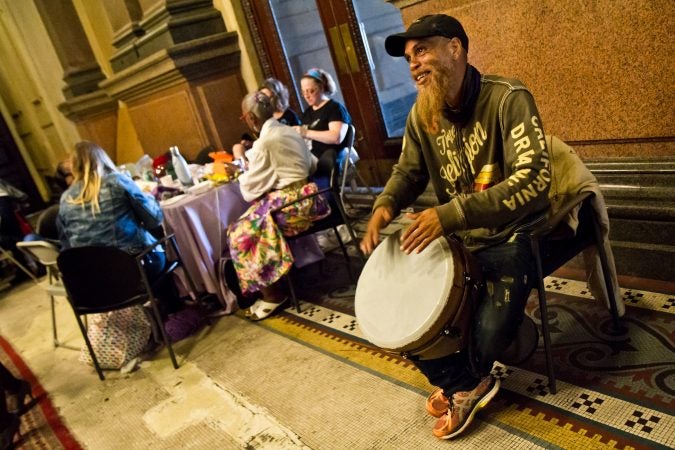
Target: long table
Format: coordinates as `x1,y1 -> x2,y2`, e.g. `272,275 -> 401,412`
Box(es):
161,182 -> 249,313
161,182 -> 324,313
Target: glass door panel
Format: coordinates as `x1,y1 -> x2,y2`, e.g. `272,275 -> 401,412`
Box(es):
252,0 -> 414,184
352,0 -> 415,136
269,0 -> 345,108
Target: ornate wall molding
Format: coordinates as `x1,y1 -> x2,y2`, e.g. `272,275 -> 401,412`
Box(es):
101,32 -> 240,103
58,90 -> 118,120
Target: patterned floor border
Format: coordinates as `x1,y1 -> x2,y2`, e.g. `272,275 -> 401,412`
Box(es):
542,277 -> 675,313
256,276 -> 675,450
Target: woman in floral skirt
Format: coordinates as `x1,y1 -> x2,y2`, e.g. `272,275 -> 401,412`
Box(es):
227,91 -> 329,320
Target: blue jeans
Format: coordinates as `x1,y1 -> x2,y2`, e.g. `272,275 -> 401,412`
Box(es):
140,249 -> 182,316
141,249 -> 166,279
413,233 -> 535,396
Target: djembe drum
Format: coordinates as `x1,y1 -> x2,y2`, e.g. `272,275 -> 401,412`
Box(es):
355,229 -> 483,360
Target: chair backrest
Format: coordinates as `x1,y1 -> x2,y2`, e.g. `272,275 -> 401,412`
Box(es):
16,240 -> 60,266
287,156 -> 350,239
337,125 -> 356,174
536,193 -> 597,277
57,246 -> 149,314
36,204 -> 60,241
344,123 -> 356,149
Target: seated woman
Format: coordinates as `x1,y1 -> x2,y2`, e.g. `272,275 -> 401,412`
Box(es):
57,141 -> 182,367
260,77 -> 301,127
233,78 -> 300,168
294,68 -> 353,183
227,91 -> 330,321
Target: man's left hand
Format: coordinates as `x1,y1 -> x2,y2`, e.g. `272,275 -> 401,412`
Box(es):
400,208 -> 444,254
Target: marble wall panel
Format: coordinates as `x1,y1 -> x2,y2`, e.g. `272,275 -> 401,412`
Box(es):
393,0 -> 674,159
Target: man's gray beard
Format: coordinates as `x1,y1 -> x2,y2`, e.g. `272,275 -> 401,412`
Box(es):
416,66 -> 451,134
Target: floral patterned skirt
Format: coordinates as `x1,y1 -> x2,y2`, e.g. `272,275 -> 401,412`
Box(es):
227,182 -> 330,294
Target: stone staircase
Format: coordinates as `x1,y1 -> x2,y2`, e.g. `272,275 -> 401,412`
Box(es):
586,158 -> 675,282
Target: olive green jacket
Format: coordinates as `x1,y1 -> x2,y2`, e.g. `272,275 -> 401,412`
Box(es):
374,74 -> 551,247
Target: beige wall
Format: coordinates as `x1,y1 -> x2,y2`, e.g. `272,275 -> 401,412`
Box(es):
392,0 -> 675,159
213,0 -> 264,93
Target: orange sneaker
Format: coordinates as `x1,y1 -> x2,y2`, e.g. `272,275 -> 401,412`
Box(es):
432,375 -> 500,439
426,388 -> 450,418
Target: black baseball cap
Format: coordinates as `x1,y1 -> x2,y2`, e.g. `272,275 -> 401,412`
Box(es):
385,14 -> 469,57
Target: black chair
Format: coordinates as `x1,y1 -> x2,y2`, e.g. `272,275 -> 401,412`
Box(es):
529,191 -> 621,394
57,234 -> 195,380
35,204 -> 60,242
271,154 -> 364,313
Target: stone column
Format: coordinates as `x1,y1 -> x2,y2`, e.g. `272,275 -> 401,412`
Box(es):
107,0 -> 145,72
34,0 -> 118,157
101,0 -> 249,160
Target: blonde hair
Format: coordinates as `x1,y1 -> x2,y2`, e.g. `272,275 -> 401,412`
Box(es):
302,68 -> 337,97
66,141 -> 117,215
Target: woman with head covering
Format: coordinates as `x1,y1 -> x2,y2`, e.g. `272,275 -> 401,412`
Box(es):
227,91 -> 330,320
260,77 -> 301,127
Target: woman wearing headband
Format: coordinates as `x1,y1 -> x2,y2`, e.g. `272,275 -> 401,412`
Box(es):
294,68 -> 352,179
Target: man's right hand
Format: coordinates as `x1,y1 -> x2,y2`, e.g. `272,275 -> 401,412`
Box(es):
360,206 -> 394,255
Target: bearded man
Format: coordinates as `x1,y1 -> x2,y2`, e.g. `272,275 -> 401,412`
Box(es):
360,15 -> 551,439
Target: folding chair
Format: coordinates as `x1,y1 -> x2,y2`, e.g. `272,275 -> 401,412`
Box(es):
0,246 -> 37,283
16,240 -> 70,348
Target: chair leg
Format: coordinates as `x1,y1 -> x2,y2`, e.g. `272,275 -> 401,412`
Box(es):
334,204 -> 366,265
149,299 -> 179,370
74,314 -> 105,380
531,238 -> 557,394
50,294 -> 59,348
332,227 -> 356,284
0,247 -> 37,282
590,214 -> 621,329
284,272 -> 300,313
167,235 -> 205,305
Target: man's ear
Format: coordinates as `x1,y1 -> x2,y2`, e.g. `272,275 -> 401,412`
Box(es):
446,37 -> 463,59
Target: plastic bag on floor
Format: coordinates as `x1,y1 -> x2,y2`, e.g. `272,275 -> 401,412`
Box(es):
79,306 -> 151,370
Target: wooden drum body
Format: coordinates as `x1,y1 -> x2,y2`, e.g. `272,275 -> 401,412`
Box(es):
355,230 -> 482,360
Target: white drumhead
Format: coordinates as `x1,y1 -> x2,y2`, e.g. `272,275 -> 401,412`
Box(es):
355,229 -> 455,351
